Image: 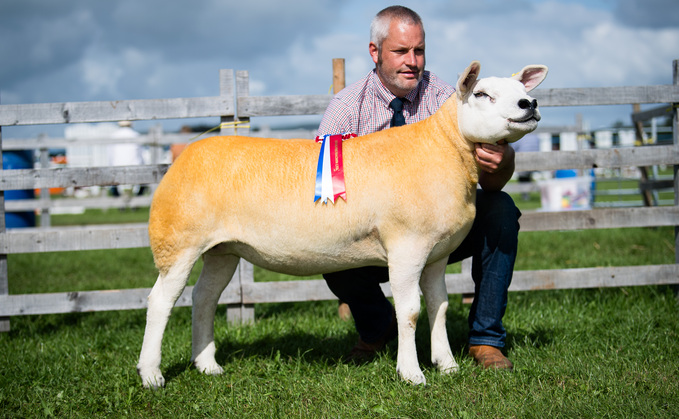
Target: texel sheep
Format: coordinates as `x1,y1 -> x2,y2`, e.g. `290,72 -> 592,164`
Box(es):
137,61 -> 548,388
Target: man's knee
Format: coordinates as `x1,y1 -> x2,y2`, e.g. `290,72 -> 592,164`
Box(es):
323,270 -> 354,298
475,190 -> 521,256
477,191 -> 520,231
323,266 -> 389,303
477,190 -> 518,217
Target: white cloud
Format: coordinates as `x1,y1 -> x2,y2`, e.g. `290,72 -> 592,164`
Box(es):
422,1 -> 678,90
81,55 -> 124,97
2,0 -> 678,137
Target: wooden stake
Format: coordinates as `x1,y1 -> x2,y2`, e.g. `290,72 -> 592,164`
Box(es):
332,58 -> 345,94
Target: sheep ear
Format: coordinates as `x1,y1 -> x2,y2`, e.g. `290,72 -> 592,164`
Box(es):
456,61 -> 481,98
512,65 -> 548,92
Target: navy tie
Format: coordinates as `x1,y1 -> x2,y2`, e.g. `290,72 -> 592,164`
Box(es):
390,97 -> 406,127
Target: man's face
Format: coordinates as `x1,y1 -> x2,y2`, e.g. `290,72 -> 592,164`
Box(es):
370,20 -> 426,98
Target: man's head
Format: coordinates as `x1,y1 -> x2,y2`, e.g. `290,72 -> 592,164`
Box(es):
369,6 -> 426,98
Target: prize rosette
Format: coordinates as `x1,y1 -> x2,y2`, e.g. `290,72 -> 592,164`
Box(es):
313,133 -> 357,203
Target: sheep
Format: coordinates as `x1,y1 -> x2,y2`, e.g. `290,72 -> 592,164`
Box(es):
137,61 -> 548,388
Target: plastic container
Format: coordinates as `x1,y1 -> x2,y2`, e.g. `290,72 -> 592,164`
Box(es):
538,176 -> 592,211
3,150 -> 36,228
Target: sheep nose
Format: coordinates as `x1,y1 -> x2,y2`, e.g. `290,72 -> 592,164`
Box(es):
519,99 -> 538,110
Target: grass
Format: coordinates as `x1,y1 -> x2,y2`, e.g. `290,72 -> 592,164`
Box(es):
1,196 -> 678,417
2,287 -> 677,417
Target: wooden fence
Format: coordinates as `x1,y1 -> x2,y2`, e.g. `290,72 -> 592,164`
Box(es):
0,60 -> 678,330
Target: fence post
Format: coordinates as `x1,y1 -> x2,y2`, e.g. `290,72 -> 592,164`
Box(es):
233,70 -> 254,323
673,60 -> 679,300
218,69 -> 256,324
0,95 -> 8,332
149,124 -> 162,165
633,103 -> 656,206
148,124 -> 163,198
333,58 -> 345,94
331,59 -> 352,320
39,144 -> 51,227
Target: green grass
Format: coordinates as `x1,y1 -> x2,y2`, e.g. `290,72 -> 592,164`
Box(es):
1,203 -> 678,417
1,288 -> 677,417
42,206 -> 151,226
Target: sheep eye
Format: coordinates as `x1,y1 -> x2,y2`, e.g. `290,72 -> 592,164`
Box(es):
473,91 -> 495,103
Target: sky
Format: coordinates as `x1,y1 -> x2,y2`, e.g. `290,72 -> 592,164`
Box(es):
1,0 -> 678,138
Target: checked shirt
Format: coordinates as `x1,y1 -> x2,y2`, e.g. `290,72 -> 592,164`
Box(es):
317,69 -> 456,137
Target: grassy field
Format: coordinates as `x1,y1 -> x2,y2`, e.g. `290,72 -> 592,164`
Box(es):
1,194 -> 678,417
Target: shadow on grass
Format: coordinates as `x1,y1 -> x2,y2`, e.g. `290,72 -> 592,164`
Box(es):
217,331 -> 352,363
160,331 -> 354,385
160,300 -> 473,385
7,309 -> 148,338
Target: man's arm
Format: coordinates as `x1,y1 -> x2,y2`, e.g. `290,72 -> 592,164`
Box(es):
475,141 -> 516,192
318,97 -> 354,137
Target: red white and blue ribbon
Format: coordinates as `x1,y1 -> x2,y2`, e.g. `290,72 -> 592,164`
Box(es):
314,133 -> 356,203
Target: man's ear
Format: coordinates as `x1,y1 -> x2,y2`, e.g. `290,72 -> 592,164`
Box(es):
369,42 -> 379,65
511,65 -> 548,92
456,61 -> 481,98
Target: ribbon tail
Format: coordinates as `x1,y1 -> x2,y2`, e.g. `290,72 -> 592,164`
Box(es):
321,136 -> 333,203
313,136 -> 327,202
331,135 -> 346,202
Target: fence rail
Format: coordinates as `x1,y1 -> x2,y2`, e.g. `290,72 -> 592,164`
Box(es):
0,165 -> 169,190
531,85 -> 679,107
0,96 -> 235,126
0,179 -> 676,255
0,61 -> 677,327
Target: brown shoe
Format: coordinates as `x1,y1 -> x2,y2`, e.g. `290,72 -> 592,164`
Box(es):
469,345 -> 513,370
347,308 -> 398,363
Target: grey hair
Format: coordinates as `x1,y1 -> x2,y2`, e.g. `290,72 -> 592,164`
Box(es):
370,6 -> 424,52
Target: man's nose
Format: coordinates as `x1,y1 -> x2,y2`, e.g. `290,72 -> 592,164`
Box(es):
404,50 -> 417,66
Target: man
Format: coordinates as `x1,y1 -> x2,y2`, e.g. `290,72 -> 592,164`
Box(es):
317,5 -> 519,370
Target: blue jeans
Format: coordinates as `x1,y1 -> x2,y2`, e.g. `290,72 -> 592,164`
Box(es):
323,190 -> 520,348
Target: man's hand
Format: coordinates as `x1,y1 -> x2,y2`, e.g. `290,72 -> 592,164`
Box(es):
475,140 -> 515,191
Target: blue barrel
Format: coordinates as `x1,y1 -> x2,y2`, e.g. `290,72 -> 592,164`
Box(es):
555,169 -> 577,178
3,150 -> 36,228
